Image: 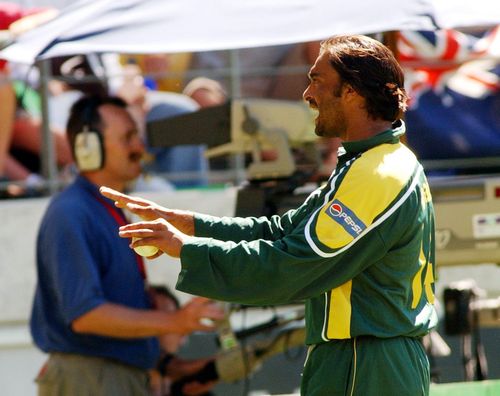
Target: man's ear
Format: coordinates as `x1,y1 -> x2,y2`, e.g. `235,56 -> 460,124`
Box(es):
344,83 -> 356,94
343,84 -> 365,111
342,84 -> 358,100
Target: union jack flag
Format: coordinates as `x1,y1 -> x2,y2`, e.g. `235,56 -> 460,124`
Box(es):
397,28 -> 500,163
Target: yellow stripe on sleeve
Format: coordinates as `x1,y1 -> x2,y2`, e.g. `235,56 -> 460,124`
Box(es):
315,144 -> 417,249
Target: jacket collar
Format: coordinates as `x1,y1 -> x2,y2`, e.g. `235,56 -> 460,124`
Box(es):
341,119 -> 405,155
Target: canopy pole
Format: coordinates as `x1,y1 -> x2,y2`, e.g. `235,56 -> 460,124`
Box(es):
37,59 -> 58,195
228,49 -> 242,98
228,49 -> 246,185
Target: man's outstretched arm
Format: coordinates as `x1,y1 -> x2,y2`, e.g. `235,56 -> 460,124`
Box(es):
100,186 -> 195,235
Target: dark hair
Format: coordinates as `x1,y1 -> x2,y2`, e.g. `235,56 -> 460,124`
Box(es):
320,35 -> 408,121
66,95 -> 127,153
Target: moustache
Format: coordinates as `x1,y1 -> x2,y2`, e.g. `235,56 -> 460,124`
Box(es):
307,99 -> 318,110
129,152 -> 143,162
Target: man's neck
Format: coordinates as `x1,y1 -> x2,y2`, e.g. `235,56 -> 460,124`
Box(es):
344,115 -> 392,142
82,172 -> 126,193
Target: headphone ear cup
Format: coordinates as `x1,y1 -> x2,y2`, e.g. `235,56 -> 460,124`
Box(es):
74,130 -> 104,171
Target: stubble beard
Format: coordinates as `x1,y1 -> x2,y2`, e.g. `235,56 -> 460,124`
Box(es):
314,90 -> 344,138
314,113 -> 343,139
314,121 -> 326,137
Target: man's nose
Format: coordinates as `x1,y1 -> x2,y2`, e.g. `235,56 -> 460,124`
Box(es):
303,86 -> 312,102
133,136 -> 146,152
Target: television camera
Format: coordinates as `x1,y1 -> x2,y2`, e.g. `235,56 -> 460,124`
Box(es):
148,98 -> 318,181
147,98 -> 321,217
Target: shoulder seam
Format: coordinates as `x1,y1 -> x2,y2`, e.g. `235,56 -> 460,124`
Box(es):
306,164 -> 423,258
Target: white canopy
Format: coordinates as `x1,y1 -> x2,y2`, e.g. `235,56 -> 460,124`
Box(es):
4,0 -> 500,64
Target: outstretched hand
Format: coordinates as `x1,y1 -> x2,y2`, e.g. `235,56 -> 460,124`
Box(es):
176,297 -> 225,334
100,186 -> 165,221
100,186 -> 195,235
119,218 -> 187,258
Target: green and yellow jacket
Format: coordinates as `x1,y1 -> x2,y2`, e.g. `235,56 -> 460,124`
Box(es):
177,120 -> 437,344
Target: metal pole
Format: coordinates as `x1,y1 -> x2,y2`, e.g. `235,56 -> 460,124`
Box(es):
37,59 -> 58,195
228,49 -> 246,185
228,48 -> 242,98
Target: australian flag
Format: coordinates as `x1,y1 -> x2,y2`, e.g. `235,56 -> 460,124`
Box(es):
398,27 -> 500,168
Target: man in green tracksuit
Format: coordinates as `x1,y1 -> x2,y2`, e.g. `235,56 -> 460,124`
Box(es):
102,35 -> 437,395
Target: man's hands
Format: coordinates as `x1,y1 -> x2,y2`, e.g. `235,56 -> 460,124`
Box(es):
120,218 -> 187,258
71,299 -> 224,339
100,186 -> 195,235
100,186 -> 197,258
175,297 -> 225,334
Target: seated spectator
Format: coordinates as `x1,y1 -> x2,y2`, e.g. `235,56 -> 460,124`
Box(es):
120,53 -> 193,93
10,79 -> 73,174
149,286 -> 218,396
0,2 -> 68,197
182,77 -> 227,108
189,41 -> 320,100
144,89 -> 209,189
0,65 -> 15,196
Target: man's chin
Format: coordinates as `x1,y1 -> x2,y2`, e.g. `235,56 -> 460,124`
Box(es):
315,124 -> 341,138
128,166 -> 142,181
314,126 -> 326,137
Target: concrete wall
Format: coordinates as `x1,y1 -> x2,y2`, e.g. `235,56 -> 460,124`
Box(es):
0,186 -> 499,394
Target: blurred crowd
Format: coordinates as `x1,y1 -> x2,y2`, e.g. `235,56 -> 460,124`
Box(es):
0,1 -> 327,199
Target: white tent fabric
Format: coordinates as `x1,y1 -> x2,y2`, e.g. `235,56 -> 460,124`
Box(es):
2,0 -> 500,64
433,0 -> 500,30
1,0 -> 441,63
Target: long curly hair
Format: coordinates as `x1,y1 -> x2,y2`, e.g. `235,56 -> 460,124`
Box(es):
321,35 -> 409,122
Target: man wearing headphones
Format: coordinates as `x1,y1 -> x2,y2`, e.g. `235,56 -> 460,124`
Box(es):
30,95 -> 224,396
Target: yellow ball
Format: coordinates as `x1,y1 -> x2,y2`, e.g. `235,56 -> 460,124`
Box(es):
132,237 -> 159,257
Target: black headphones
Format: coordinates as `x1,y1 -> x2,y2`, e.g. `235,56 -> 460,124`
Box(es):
73,99 -> 105,171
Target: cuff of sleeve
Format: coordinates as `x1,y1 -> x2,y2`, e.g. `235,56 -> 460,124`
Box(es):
64,297 -> 107,325
176,237 -> 213,296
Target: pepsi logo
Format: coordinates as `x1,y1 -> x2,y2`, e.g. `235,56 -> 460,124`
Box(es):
329,203 -> 342,217
325,199 -> 367,237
